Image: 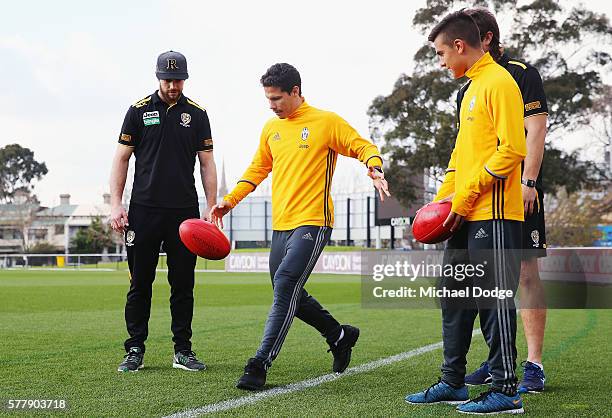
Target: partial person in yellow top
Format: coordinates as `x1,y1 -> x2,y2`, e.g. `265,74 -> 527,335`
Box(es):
210,63 -> 390,391
404,11 -> 526,415
433,30 -> 526,226
459,7 -> 550,396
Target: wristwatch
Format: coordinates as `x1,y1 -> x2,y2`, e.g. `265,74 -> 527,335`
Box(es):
521,179 -> 536,188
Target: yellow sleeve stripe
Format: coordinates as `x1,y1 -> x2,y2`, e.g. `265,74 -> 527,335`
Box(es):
507,60 -> 527,70
187,99 -> 206,111
132,95 -> 152,108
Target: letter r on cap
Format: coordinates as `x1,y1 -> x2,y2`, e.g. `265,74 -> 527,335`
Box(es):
167,59 -> 178,69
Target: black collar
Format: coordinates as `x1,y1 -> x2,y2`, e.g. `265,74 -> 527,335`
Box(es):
498,53 -> 510,66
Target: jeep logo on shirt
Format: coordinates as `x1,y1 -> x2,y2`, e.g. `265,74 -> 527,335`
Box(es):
143,111 -> 160,126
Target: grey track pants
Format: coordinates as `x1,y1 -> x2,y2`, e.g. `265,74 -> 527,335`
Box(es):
254,225 -> 341,368
440,219 -> 522,395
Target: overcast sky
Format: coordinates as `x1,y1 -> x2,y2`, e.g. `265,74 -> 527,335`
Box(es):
1,0 -> 610,207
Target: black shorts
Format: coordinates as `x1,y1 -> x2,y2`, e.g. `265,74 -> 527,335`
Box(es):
522,187 -> 547,259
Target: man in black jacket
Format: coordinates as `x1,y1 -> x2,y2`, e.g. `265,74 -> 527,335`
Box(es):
110,51 -> 217,372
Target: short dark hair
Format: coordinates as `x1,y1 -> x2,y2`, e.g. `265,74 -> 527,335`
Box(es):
260,63 -> 302,95
466,7 -> 502,61
427,10 -> 481,49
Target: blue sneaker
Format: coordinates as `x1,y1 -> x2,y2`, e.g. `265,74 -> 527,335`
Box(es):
457,390 -> 524,414
517,361 -> 545,394
405,379 -> 469,405
465,361 -> 492,386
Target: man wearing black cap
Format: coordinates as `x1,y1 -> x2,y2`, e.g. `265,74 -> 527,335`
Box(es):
110,51 -> 217,372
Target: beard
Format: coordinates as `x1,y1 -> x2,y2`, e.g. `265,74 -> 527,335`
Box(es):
159,88 -> 181,104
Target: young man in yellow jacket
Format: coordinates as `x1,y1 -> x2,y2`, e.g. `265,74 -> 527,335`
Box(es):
404,11 -> 527,414
460,7 -> 549,394
210,63 -> 390,390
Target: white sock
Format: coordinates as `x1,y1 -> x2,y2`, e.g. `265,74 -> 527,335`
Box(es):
530,361 -> 543,370
334,329 -> 345,346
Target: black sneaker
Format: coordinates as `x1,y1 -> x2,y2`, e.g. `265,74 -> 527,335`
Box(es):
173,350 -> 207,371
118,347 -> 144,372
327,325 -> 360,373
236,358 -> 267,391
465,361 -> 493,386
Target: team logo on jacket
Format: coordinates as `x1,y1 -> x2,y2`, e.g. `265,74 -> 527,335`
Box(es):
301,127 -> 309,140
180,112 -> 191,127
469,96 -> 476,111
531,230 -> 540,247
126,230 -> 135,246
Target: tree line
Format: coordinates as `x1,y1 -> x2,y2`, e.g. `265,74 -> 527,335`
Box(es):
2,1 -> 611,248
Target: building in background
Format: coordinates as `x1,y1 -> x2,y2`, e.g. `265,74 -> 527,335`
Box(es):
0,193 -> 122,254
0,194 -> 41,254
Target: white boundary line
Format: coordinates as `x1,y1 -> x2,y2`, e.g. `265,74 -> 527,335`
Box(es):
163,329 -> 482,417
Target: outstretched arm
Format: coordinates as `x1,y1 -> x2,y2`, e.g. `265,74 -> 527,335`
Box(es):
328,113 -> 390,200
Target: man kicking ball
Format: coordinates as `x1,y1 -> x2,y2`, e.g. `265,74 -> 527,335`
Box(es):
210,63 -> 390,390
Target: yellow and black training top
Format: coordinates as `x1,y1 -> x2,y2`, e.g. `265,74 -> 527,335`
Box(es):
435,52 -> 526,221
118,91 -> 212,208
456,53 -> 549,189
225,101 -> 382,231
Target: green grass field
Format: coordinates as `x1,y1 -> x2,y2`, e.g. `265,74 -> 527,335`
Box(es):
0,269 -> 610,417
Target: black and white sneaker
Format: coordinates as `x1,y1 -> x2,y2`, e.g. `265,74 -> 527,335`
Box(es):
236,358 -> 267,391
118,347 -> 144,372
328,325 -> 360,373
173,350 -> 206,371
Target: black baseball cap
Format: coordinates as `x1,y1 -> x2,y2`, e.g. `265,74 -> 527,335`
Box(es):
156,51 -> 189,80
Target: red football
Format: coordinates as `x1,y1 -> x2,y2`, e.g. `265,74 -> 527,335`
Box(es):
412,201 -> 454,244
179,219 -> 231,260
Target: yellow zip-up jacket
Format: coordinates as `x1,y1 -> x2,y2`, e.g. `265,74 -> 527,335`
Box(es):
435,53 -> 527,221
225,101 -> 383,230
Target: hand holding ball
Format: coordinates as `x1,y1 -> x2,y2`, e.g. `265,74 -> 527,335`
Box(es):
412,201 -> 454,244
